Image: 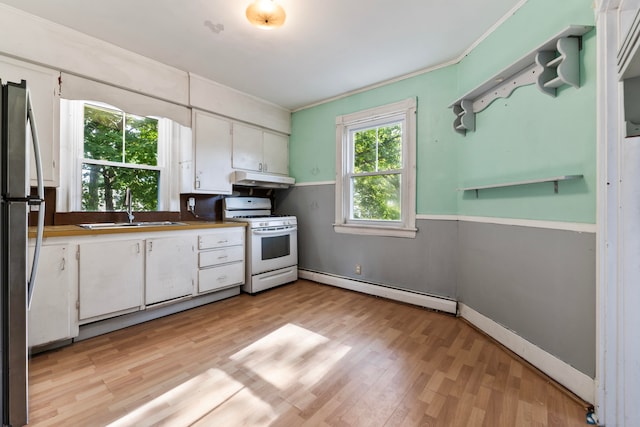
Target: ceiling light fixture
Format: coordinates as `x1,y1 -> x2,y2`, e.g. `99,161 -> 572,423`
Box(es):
246,0 -> 286,30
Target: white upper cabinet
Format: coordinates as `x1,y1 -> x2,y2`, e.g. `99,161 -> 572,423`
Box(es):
0,56 -> 60,187
232,122 -> 289,175
262,131 -> 289,176
232,123 -> 263,172
184,109 -> 233,194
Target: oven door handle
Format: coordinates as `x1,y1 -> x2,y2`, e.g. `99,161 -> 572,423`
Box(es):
253,226 -> 297,236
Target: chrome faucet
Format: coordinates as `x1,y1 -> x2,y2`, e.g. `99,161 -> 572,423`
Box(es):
124,187 -> 134,223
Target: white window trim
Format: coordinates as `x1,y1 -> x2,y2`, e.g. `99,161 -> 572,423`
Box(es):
334,98 -> 417,238
58,99 -> 179,212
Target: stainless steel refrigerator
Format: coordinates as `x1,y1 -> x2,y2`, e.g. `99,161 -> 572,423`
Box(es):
1,80 -> 45,426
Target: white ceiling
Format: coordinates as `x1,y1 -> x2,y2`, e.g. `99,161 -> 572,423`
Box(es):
0,0 -> 523,111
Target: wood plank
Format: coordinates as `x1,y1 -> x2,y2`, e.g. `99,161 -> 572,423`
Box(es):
28,280 -> 590,426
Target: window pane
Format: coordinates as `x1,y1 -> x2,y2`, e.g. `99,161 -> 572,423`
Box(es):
125,114 -> 158,166
378,123 -> 402,171
353,128 -> 377,173
84,105 -> 123,162
82,163 -> 159,212
352,123 -> 402,173
351,174 -> 401,220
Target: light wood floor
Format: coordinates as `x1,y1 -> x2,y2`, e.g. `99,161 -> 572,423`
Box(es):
28,280 -> 589,426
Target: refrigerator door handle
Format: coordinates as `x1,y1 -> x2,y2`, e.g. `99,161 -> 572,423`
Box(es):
27,89 -> 45,309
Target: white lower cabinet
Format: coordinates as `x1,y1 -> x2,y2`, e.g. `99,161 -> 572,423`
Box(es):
145,236 -> 197,305
30,226 -> 245,340
79,239 -> 144,322
28,244 -> 78,347
198,228 -> 245,294
198,263 -> 244,293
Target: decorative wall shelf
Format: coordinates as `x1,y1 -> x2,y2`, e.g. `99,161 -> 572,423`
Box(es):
459,174 -> 583,198
450,25 -> 593,136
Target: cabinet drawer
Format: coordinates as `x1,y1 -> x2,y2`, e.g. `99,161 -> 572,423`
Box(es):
199,229 -> 244,249
198,262 -> 244,293
199,246 -> 244,268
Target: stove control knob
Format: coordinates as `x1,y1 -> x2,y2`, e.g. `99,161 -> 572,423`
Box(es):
261,222 -> 267,227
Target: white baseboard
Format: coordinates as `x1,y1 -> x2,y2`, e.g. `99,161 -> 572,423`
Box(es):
459,303 -> 595,404
298,269 -> 457,314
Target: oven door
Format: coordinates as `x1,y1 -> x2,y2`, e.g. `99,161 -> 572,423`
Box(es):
250,225 -> 298,275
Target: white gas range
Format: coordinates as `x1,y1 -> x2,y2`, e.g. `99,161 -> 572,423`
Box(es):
223,197 -> 298,294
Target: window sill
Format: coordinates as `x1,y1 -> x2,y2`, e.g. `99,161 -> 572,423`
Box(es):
333,223 -> 417,238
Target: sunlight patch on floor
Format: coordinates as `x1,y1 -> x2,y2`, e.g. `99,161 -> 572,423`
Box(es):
192,386 -> 280,426
106,368 -> 245,427
230,323 -> 351,390
107,323 -> 350,426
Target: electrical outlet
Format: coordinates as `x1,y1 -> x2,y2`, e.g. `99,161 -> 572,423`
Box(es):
187,197 -> 196,211
355,264 -> 361,275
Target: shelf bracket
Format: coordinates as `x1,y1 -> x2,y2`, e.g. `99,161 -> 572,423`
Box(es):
453,99 -> 475,135
536,37 -> 580,97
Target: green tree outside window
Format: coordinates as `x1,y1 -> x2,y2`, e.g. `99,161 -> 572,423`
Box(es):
350,123 -> 402,220
82,104 -> 160,211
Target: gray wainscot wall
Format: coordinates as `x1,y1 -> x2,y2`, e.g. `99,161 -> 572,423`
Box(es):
457,221 -> 596,377
275,184 -> 458,298
275,183 -> 596,379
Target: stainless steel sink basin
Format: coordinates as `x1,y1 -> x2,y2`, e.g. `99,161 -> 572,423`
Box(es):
78,221 -> 186,230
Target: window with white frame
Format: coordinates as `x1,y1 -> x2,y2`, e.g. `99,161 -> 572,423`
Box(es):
60,99 -> 180,212
335,98 -> 417,238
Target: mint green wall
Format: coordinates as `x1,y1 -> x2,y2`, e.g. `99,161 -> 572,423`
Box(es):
455,0 -> 596,223
289,0 -> 596,222
289,66 -> 460,214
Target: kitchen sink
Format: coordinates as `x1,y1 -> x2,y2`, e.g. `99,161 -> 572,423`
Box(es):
78,221 -> 186,230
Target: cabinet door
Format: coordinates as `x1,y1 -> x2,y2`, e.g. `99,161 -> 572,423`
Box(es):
28,245 -> 78,347
263,131 -> 289,175
145,236 -> 196,305
193,110 -> 232,194
232,123 -> 263,171
79,239 -> 144,321
0,56 -> 60,187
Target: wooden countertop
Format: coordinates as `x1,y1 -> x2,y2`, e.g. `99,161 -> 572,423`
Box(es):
28,221 -> 247,239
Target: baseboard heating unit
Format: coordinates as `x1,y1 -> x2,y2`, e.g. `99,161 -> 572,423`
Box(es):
298,269 -> 458,314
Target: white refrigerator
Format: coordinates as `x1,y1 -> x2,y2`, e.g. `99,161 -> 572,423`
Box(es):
0,79 -> 45,426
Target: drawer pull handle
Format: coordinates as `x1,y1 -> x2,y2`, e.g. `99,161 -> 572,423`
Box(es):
217,255 -> 228,260
217,240 -> 228,244
217,275 -> 227,281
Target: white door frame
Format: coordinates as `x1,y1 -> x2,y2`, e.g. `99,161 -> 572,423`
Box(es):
596,1 -> 640,425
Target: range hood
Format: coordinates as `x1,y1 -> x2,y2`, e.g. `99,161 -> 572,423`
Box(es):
232,171 -> 295,189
